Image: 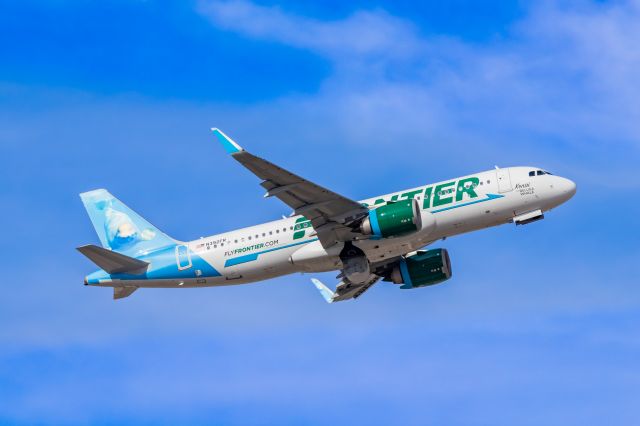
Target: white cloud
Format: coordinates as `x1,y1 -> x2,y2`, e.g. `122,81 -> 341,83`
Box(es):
198,0 -> 423,62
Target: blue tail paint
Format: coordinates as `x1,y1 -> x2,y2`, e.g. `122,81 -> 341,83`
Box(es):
79,189 -> 176,257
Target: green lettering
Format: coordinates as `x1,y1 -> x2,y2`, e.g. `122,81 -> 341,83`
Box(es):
433,182 -> 456,207
422,186 -> 433,209
455,177 -> 480,202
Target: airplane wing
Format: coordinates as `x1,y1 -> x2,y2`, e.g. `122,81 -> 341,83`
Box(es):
212,128 -> 369,247
311,275 -> 381,303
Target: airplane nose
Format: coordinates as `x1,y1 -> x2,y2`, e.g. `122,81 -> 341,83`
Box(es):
558,177 -> 577,201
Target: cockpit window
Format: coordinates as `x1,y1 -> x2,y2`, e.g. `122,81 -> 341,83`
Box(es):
536,170 -> 544,176
529,171 -> 535,177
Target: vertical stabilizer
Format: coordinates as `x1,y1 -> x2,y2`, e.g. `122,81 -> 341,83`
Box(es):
79,189 -> 176,257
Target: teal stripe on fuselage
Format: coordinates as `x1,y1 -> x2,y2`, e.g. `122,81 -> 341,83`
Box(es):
224,238 -> 319,267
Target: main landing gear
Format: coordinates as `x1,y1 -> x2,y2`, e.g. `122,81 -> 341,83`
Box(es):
339,242 -> 371,284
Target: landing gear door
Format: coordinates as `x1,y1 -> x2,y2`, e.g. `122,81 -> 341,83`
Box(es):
496,168 -> 513,193
175,244 -> 192,271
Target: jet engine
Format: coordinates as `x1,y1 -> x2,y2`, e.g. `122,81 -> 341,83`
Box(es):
388,249 -> 452,289
360,199 -> 436,239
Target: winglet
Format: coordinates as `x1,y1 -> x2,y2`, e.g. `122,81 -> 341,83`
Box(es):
211,128 -> 244,154
311,278 -> 335,304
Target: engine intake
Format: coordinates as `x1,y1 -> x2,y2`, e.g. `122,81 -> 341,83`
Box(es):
360,199 -> 434,239
389,249 -> 452,289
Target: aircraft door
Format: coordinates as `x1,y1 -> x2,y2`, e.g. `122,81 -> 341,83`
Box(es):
496,168 -> 513,193
175,244 -> 192,270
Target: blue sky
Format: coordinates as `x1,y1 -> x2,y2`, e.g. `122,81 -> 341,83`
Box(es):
1,0 -> 640,424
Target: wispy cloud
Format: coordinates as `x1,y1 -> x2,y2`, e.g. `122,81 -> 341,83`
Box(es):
198,0 -> 640,188
198,0 -> 423,61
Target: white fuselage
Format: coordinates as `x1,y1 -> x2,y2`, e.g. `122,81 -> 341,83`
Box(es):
95,166 -> 576,289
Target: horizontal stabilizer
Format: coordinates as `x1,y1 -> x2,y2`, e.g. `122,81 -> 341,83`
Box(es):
114,287 -> 138,300
77,244 -> 149,275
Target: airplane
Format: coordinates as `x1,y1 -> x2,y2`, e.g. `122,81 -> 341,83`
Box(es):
77,129 -> 576,302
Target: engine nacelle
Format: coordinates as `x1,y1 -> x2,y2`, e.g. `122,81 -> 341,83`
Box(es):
360,199 -> 435,239
389,249 -> 452,289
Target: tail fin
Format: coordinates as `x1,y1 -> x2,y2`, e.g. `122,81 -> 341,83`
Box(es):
79,189 -> 176,257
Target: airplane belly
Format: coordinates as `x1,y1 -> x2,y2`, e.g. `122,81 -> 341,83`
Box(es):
220,243 -> 305,281
289,240 -> 342,272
